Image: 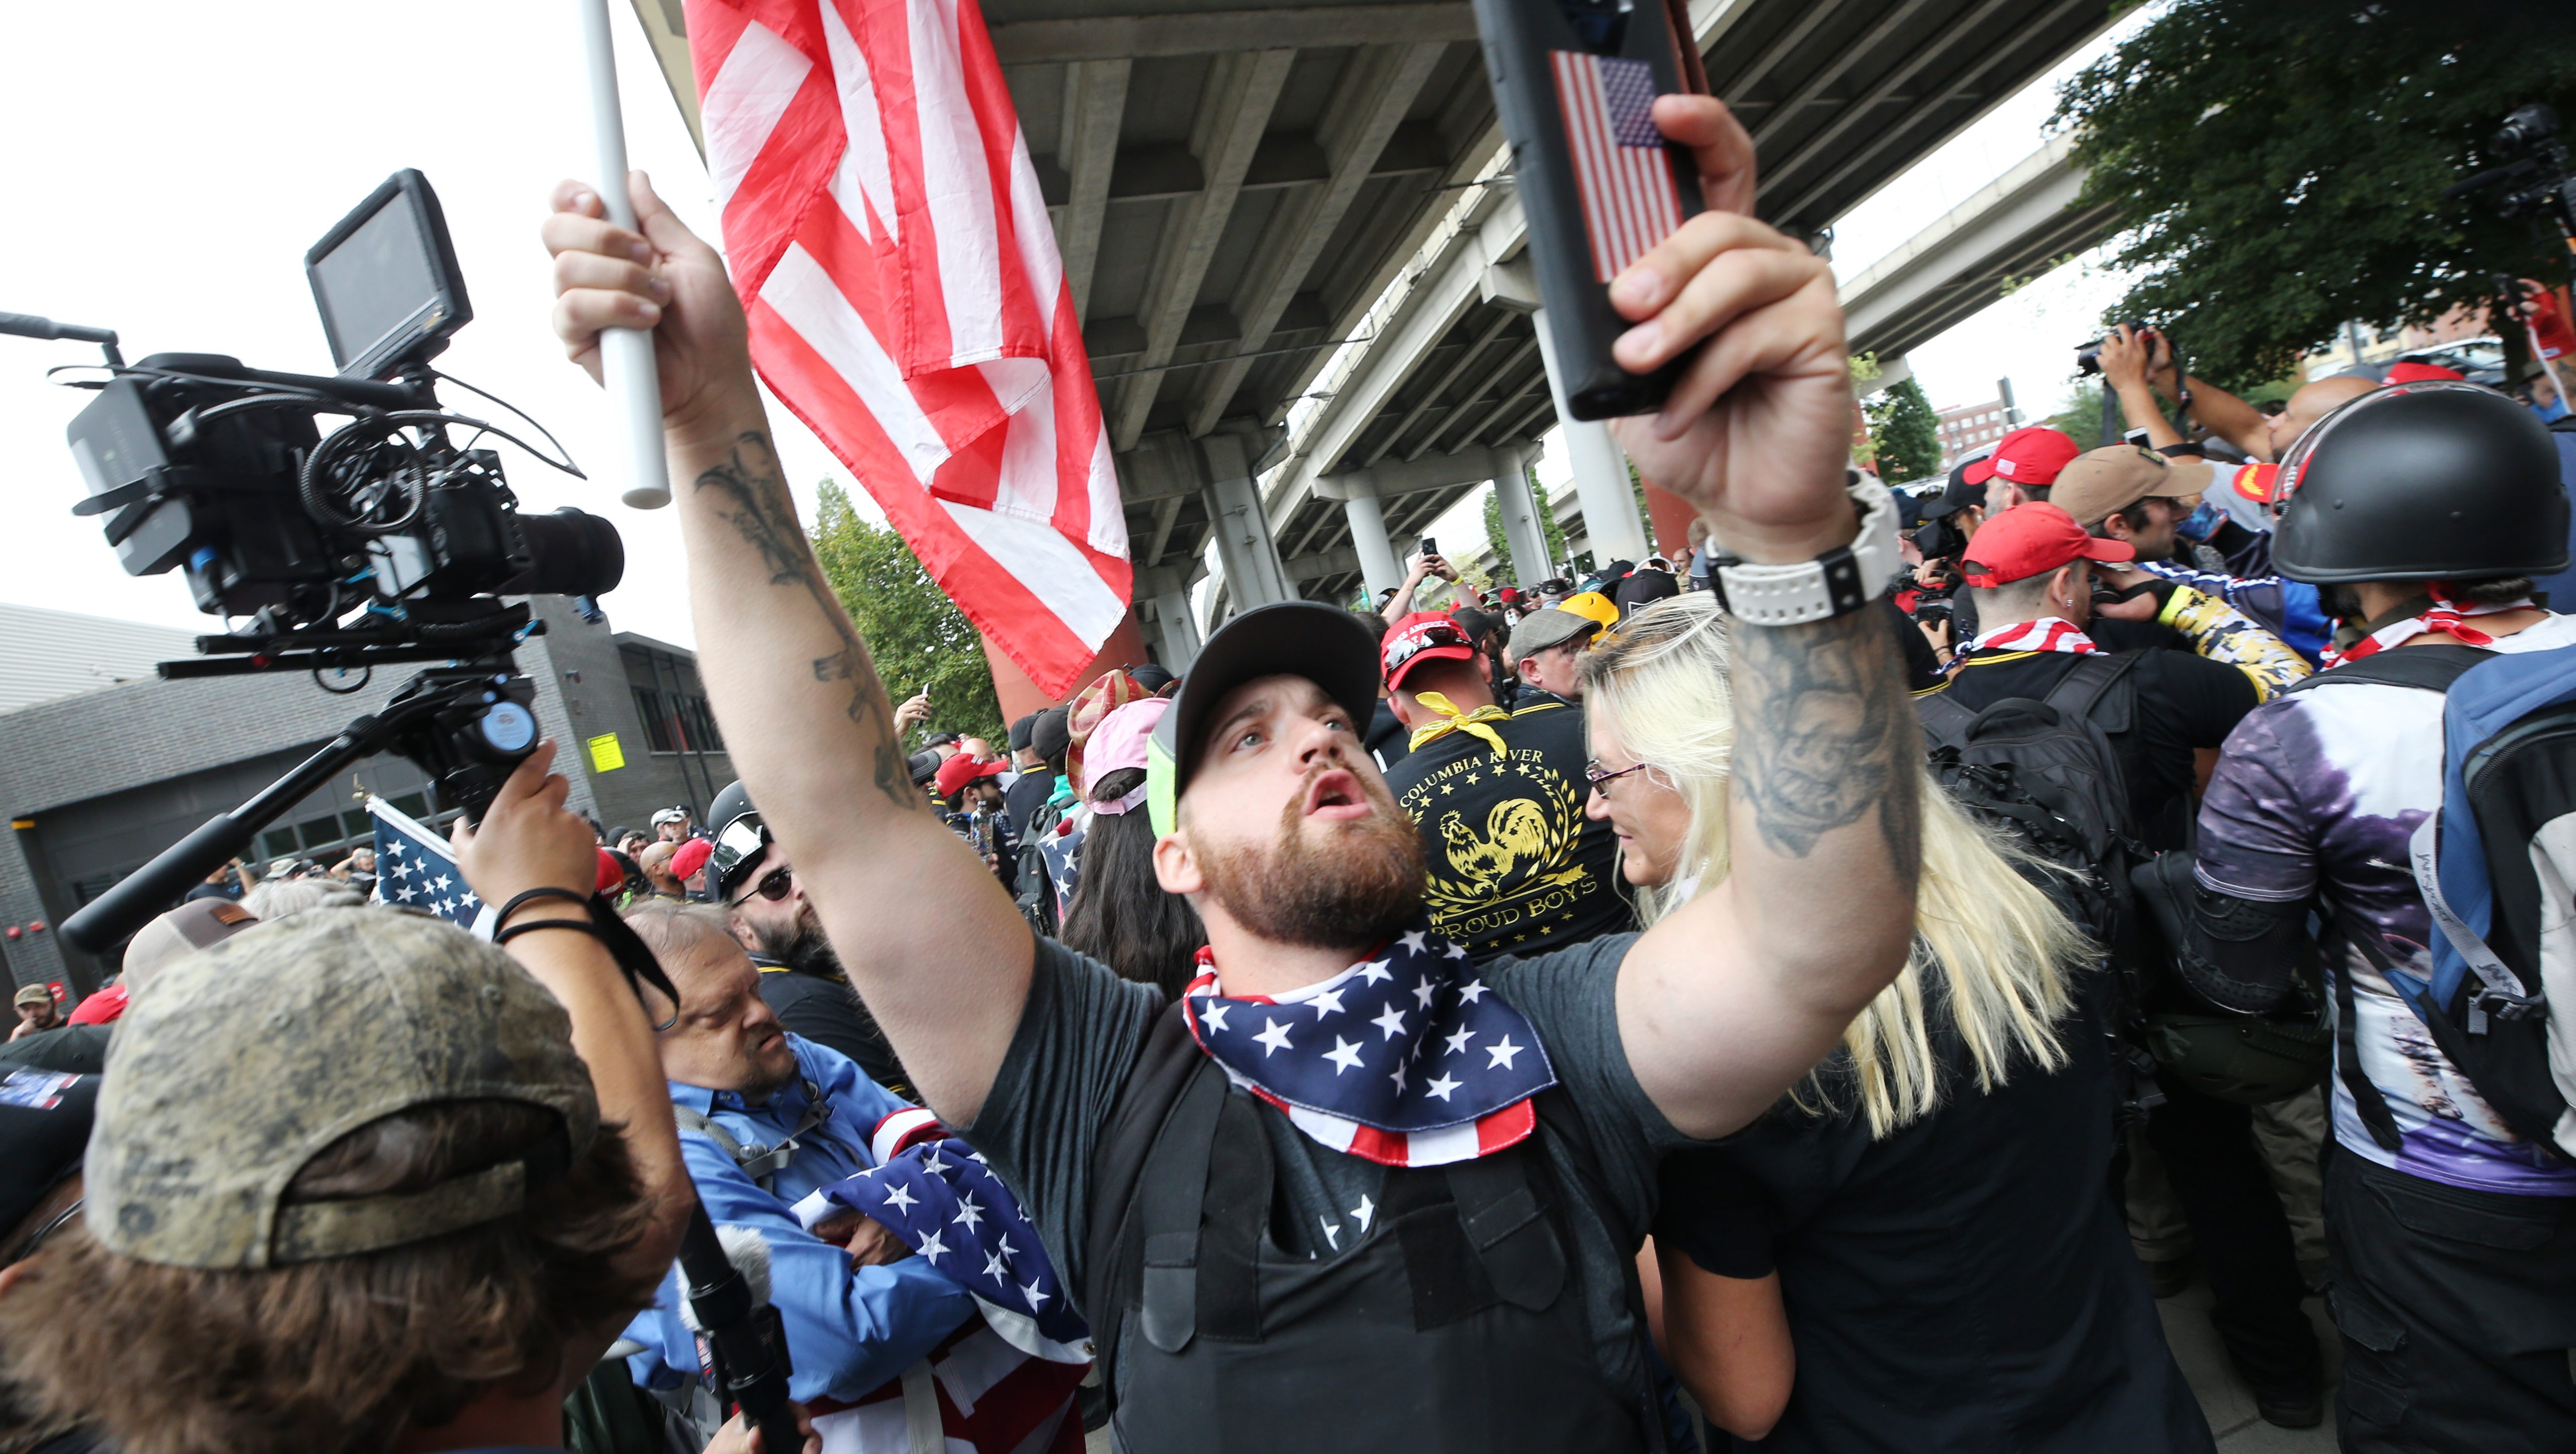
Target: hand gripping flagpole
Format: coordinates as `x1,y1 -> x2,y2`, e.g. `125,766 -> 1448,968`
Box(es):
577,0 -> 673,509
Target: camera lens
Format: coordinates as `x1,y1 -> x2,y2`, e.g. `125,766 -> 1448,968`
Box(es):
508,507 -> 625,598
476,700 -> 538,755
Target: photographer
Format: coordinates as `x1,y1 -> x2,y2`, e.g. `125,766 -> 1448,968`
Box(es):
0,744 -> 697,1454
543,89 -> 1925,1453
2103,322 -> 2377,465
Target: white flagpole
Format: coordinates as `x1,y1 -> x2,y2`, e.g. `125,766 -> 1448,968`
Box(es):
577,0 -> 673,510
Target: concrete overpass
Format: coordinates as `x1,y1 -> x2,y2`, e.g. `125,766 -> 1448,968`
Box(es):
628,0 -> 2123,657
1838,132 -> 2120,367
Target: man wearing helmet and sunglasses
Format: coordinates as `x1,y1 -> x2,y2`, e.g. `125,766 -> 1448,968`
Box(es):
707,779 -> 911,1101
2145,381 -> 2576,1453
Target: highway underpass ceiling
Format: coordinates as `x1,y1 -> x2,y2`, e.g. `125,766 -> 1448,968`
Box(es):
629,0 -> 2118,602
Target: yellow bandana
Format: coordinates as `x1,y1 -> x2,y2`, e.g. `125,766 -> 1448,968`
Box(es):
1407,692 -> 1512,756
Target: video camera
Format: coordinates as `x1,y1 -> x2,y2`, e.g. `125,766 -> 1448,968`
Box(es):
2448,103 -> 2575,234
3,170 -> 627,951
2076,321 -> 2157,378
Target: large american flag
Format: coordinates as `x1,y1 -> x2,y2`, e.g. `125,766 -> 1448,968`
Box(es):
1550,51 -> 1684,284
369,798 -> 491,936
685,0 -> 1129,696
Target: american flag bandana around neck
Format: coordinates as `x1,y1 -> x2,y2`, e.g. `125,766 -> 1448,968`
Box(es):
1964,616 -> 2100,663
2321,585 -> 2532,668
1183,913 -> 1556,1168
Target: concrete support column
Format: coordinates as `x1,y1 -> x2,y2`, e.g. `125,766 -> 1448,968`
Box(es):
1200,431 -> 1291,618
1531,306 -> 1649,565
1490,445 -> 1551,586
1341,484 -> 1402,601
1154,585 -> 1202,670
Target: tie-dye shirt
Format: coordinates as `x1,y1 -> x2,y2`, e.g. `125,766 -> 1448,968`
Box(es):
2195,614 -> 2576,1194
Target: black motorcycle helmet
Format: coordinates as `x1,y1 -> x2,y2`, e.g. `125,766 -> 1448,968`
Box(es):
705,779 -> 770,901
2271,381 -> 2569,584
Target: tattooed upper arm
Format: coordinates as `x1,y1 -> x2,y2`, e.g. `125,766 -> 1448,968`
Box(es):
1726,609 -> 1921,890
691,432 -> 922,815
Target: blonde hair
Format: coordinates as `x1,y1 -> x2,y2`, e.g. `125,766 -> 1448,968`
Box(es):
1579,594 -> 2084,1138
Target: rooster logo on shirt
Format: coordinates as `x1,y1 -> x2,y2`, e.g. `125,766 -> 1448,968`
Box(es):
1439,800 -> 1552,887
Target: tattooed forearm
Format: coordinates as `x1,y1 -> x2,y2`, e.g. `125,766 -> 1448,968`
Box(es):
1727,608 -> 1921,887
691,432 -> 921,814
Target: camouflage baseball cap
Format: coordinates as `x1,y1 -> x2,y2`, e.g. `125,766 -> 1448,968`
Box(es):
89,907 -> 599,1269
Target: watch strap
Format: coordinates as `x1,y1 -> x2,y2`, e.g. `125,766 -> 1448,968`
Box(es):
1708,478 -> 1901,626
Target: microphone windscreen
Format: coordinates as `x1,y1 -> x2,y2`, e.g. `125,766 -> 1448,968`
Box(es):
678,1224 -> 774,1331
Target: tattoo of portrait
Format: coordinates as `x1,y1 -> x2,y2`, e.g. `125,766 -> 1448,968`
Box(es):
1728,609 -> 1921,887
692,433 -> 920,813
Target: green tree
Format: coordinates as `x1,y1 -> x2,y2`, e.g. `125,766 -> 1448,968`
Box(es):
1865,376 -> 1943,484
809,480 -> 1004,748
2055,0 -> 2576,389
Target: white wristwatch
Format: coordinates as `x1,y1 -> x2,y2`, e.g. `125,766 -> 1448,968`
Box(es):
1707,477 -> 1903,626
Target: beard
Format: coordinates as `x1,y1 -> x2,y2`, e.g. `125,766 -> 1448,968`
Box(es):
1195,768 -> 1426,953
754,905 -> 843,979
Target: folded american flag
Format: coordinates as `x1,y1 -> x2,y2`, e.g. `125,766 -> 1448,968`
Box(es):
793,1123 -> 1090,1365
1184,914 -> 1557,1167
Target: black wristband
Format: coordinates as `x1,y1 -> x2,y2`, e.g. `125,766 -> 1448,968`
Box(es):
495,916 -> 608,947
498,886 -> 595,924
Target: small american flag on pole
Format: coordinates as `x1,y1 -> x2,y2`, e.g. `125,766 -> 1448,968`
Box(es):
369,798 -> 493,938
685,0 -> 1129,697
1550,51 -> 1684,283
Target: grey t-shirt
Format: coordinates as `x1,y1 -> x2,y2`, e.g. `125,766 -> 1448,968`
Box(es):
965,931 -> 1692,1403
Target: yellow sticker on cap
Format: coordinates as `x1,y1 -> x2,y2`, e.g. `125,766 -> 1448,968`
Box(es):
586,733 -> 626,773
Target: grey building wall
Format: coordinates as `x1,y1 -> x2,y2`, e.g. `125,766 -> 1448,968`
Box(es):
0,596 -> 726,996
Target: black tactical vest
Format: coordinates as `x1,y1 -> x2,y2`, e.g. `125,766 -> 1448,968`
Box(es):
1080,1003 -> 1660,1453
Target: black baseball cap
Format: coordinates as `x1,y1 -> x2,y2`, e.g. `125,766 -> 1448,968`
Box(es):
1145,602 -> 1381,837
1030,705 -> 1072,763
1006,712 -> 1040,754
1921,459 -> 1985,519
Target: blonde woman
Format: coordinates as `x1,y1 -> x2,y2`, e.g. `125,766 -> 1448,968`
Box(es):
1582,595 -> 2207,1454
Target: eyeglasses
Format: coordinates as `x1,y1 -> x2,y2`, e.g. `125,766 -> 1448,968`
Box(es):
1584,760 -> 1654,797
730,866 -> 793,907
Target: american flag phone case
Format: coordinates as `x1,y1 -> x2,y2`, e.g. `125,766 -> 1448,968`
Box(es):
1473,0 -> 1706,420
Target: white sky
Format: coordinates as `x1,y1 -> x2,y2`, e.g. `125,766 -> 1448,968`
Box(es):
2,3 -> 2152,642
0,3 -> 850,651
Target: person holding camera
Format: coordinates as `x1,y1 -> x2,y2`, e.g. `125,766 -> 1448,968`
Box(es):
543,89 -> 1925,1454
0,744 -> 702,1454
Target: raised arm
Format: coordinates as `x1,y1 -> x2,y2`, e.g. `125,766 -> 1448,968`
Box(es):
1599,97 -> 1922,1140
543,176 -> 1033,1126
2099,327 -> 2185,450
2172,373 -> 2275,462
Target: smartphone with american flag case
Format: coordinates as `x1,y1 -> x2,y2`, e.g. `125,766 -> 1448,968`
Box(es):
1473,0 -> 1708,421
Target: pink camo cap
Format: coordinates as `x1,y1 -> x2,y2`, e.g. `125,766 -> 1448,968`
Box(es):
1084,698 -> 1169,815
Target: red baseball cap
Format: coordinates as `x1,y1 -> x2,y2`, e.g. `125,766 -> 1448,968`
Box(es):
1961,426 -> 2082,488
2385,360 -> 2465,384
1380,611 -> 1479,690
934,751 -> 1007,800
1959,503 -> 2135,587
670,838 -> 714,883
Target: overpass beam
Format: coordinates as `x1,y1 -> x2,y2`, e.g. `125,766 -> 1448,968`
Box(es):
1491,446 -> 1550,588
1338,482 -> 1402,601
1532,310 -> 1647,565
1200,431 -> 1293,616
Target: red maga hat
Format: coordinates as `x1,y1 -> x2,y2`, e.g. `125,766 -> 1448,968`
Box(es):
934,752 -> 1008,800
1959,503 -> 2135,588
1961,426 -> 2082,488
1379,611 -> 1479,690
670,838 -> 714,883
2384,360 -> 2464,384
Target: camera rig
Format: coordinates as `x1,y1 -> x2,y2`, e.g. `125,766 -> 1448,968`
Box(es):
4,169 -> 624,953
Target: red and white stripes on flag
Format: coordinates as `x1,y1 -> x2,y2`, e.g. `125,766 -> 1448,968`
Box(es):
685,0 -> 1130,696
1549,51 -> 1684,284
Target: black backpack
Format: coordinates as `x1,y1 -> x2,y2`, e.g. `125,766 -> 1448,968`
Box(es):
1916,654 -> 2170,1120
1915,653 -> 2143,945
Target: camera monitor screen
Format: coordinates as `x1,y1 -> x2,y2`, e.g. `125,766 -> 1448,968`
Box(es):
306,170 -> 472,380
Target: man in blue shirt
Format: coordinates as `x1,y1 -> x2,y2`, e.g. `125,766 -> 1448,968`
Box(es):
617,901 -> 975,1408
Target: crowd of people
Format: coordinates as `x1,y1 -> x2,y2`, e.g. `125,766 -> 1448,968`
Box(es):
3,90 -> 2573,1454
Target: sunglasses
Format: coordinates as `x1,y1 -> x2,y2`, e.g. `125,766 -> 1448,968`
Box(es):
730,865 -> 794,907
